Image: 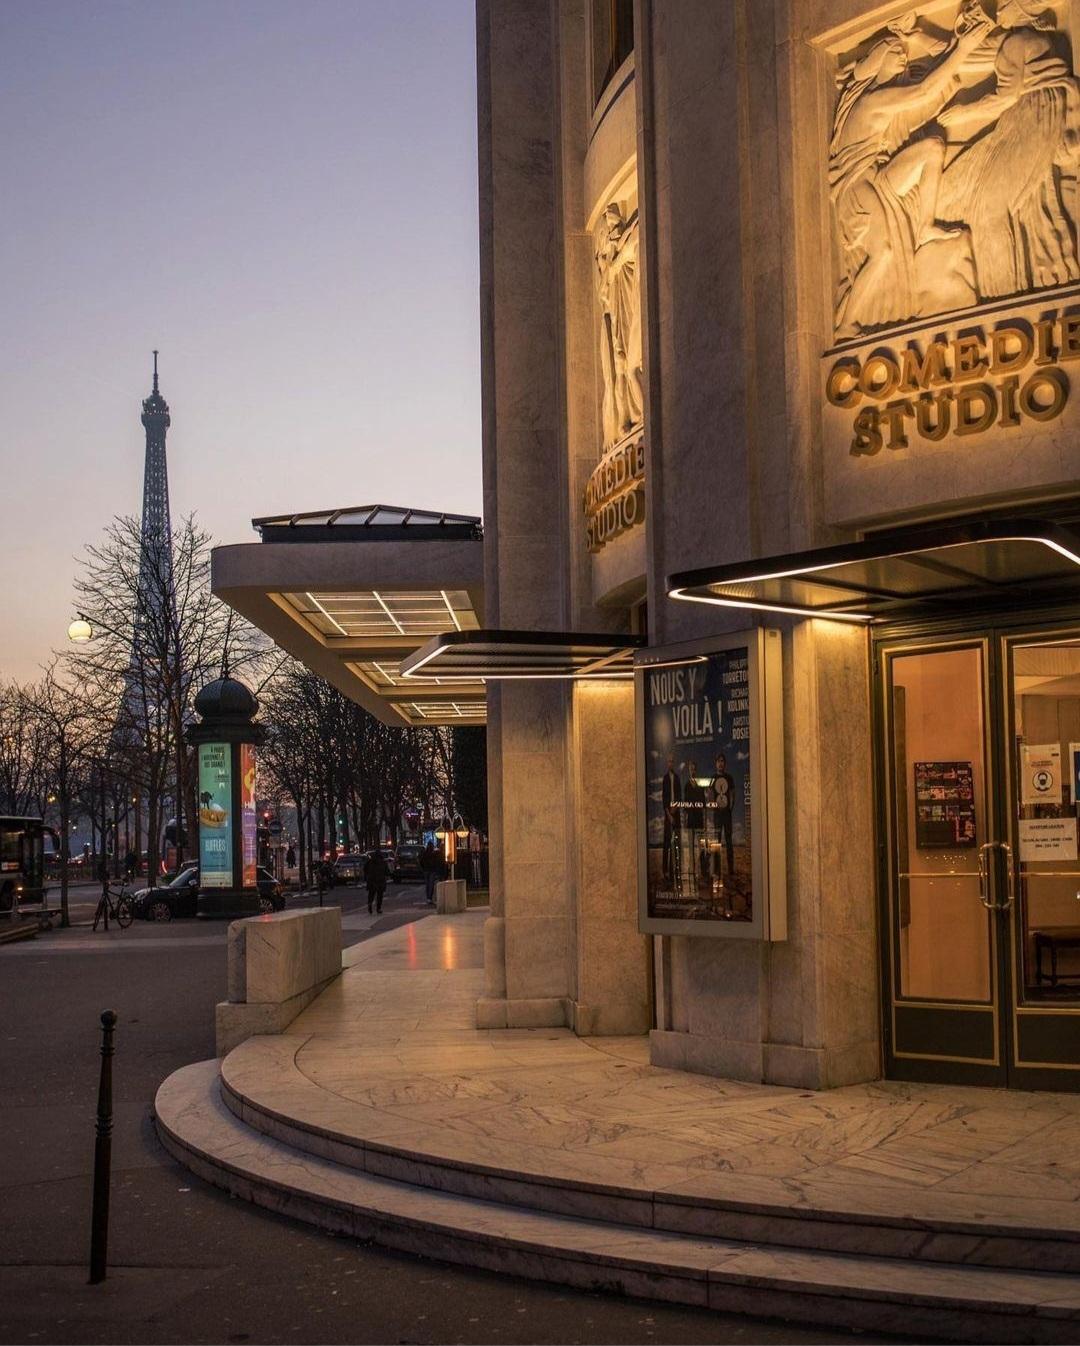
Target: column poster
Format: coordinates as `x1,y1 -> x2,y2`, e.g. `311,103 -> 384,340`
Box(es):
642,645 -> 752,924
198,743 -> 233,888
240,743 -> 257,888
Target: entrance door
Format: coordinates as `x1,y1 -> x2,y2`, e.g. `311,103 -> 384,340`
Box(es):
880,625 -> 1080,1090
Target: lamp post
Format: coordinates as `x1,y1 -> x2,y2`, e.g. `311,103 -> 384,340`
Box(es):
453,814 -> 469,883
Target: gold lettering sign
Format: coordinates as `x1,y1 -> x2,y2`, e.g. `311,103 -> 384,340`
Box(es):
828,315 -> 1075,457
584,436 -> 645,552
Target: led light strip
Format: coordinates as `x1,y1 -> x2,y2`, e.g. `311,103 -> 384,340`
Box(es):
304,592 -> 349,636
441,590 -> 463,632
372,591 -> 405,635
667,589 -> 873,623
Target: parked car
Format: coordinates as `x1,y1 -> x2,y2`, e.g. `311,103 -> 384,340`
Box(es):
393,844 -> 425,882
332,853 -> 364,885
133,866 -> 285,921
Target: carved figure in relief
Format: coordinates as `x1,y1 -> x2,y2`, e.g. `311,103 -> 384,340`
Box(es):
831,5 -> 995,336
595,202 -> 643,451
830,0 -> 1080,339
938,0 -> 1080,298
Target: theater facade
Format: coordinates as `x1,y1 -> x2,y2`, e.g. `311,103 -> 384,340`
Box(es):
215,0 -> 1080,1092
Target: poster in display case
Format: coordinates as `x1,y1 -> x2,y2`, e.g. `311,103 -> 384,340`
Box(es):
635,628 -> 786,940
913,761 -> 976,849
198,742 -> 233,888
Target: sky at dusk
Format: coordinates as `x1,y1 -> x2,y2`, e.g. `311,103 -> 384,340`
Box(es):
0,0 -> 480,683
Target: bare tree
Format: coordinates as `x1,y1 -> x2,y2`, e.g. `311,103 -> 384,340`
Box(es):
20,660 -> 105,926
259,662 -> 456,883
0,679 -> 50,817
68,513 -> 269,882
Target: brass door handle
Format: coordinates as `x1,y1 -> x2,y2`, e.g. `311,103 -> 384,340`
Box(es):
997,840 -> 1015,913
978,842 -> 996,910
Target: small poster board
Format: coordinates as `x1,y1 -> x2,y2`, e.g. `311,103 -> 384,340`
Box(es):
1021,743 -> 1063,805
1018,817 -> 1078,862
913,761 -> 976,849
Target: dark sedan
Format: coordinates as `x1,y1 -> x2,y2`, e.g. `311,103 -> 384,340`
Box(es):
393,844 -> 425,881
133,866 -> 285,921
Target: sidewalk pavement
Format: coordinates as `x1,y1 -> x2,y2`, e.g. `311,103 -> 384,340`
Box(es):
219,911 -> 1080,1237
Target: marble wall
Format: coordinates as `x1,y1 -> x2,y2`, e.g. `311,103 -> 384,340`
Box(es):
475,0 -> 650,1035
636,0 -> 881,1087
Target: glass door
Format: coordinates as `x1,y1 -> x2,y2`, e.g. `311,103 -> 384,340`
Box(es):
1005,630 -> 1080,1088
880,639 -> 1008,1086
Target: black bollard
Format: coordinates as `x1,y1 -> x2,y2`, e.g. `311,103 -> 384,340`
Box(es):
88,1009 -> 117,1284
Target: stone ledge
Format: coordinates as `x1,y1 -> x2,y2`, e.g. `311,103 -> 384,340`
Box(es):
474,995 -> 566,1029
217,907 -> 342,1055
435,879 -> 467,914
216,976 -> 337,1058
651,1030 -> 879,1089
155,1060 -> 1080,1344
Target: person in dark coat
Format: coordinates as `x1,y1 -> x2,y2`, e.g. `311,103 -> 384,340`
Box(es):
421,840 -> 440,905
364,850 -> 389,915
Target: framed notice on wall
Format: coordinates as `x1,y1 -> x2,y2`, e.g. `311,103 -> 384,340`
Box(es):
635,628 -> 786,941
913,761 -> 976,849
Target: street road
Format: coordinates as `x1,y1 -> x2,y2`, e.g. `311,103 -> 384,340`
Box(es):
0,884 -> 882,1345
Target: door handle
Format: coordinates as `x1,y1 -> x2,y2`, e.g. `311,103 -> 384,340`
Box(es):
996,840 -> 1015,913
978,841 -> 1016,913
978,842 -> 996,910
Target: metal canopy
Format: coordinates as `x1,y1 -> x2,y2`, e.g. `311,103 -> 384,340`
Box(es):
400,629 -> 645,681
667,518 -> 1080,623
253,504 -> 482,543
211,525 -> 485,727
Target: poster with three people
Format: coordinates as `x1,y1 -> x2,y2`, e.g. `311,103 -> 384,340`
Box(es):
641,642 -> 754,925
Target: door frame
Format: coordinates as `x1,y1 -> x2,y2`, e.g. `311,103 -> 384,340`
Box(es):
874,603 -> 1080,1091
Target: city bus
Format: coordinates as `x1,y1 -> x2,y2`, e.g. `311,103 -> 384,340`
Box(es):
0,815 -> 58,924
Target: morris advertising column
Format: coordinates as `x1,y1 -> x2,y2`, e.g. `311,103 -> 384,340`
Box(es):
185,676 -> 267,919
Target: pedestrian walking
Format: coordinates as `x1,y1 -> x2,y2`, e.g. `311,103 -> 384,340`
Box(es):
364,850 -> 388,915
421,840 -> 440,905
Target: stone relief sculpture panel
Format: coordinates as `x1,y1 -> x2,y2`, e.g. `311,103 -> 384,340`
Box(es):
595,201 -> 644,450
830,0 -> 1080,340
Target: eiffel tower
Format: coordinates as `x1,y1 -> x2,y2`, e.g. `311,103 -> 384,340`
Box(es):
113,353 -> 176,865
137,350 -> 174,615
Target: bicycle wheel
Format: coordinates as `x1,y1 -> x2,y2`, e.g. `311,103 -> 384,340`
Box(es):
115,896 -> 135,929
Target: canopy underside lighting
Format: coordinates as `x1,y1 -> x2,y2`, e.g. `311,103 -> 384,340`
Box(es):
667,518 -> 1080,623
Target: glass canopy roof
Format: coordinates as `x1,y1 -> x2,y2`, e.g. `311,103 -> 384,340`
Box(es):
667,519 -> 1080,623
281,589 -> 479,640
254,504 -> 482,542
400,630 -> 645,681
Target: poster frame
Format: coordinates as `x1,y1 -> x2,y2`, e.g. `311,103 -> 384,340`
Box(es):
198,741 -> 234,889
634,627 -> 787,941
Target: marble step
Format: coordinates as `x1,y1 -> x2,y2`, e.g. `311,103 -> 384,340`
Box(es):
156,1059 -> 1080,1344
219,1043 -> 1080,1275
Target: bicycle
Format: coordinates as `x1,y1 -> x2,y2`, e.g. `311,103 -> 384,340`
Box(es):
93,880 -> 135,932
